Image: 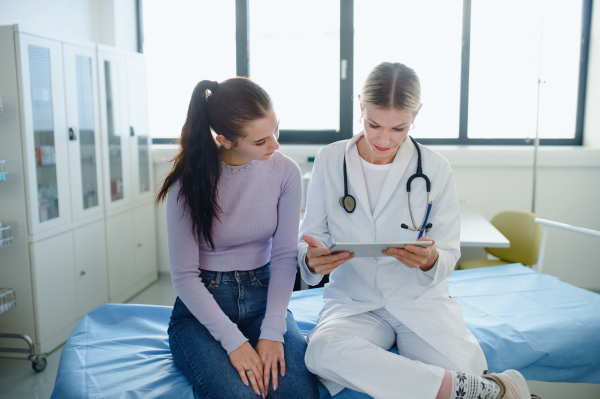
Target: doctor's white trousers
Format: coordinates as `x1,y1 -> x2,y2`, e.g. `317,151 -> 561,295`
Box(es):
305,308 -> 487,399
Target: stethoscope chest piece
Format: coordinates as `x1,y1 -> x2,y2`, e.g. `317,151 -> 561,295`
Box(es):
339,194 -> 356,213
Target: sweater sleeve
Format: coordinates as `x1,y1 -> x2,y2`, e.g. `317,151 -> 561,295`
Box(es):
259,158 -> 302,343
166,180 -> 248,354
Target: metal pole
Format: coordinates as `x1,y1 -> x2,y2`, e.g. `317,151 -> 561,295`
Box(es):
532,86 -> 541,214
235,0 -> 249,77
532,19 -> 545,214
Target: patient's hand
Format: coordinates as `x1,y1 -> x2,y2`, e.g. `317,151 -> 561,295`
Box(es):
256,339 -> 285,393
303,235 -> 355,275
382,236 -> 438,271
229,341 -> 266,397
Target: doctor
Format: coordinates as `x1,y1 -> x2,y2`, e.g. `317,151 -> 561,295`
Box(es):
298,63 -> 535,399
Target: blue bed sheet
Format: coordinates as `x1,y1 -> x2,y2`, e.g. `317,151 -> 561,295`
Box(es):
51,264 -> 600,399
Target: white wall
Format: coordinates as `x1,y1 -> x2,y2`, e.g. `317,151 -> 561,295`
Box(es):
0,0 -> 138,51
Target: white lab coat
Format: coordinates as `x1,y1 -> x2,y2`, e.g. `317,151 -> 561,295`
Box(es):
298,132 -> 486,379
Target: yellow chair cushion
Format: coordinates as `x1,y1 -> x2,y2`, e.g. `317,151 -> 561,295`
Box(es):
485,209 -> 542,266
457,259 -> 511,270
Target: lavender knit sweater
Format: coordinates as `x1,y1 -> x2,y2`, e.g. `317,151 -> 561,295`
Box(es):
166,151 -> 302,354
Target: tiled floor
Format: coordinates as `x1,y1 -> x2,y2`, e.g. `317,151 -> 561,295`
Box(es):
0,273 -> 177,399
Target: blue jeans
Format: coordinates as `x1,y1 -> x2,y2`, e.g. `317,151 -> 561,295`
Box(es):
168,263 -> 319,399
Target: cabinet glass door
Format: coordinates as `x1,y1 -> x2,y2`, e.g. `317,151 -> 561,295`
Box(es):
18,32 -> 70,234
104,60 -> 124,202
64,43 -> 104,221
75,55 -> 99,209
127,58 -> 152,200
29,45 -> 59,222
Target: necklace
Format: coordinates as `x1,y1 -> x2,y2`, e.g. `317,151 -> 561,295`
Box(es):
219,158 -> 253,171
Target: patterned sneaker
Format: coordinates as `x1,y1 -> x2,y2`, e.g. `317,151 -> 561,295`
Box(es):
482,370 -> 540,399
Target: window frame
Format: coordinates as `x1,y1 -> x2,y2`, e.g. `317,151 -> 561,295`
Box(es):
137,0 -> 144,54
148,0 -> 592,146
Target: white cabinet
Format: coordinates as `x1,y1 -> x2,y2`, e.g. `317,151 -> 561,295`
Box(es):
29,231 -> 78,351
106,211 -> 136,302
28,221 -> 110,352
105,204 -> 158,304
134,202 -> 157,278
74,220 -> 109,318
98,48 -> 158,303
0,25 -> 158,355
97,49 -> 154,211
98,47 -> 158,304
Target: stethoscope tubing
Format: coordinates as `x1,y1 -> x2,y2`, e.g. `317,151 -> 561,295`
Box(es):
339,135 -> 432,235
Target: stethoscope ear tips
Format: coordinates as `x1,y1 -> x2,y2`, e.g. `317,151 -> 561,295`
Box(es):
339,195 -> 356,213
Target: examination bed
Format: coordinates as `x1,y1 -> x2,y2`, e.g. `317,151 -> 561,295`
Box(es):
51,263 -> 600,399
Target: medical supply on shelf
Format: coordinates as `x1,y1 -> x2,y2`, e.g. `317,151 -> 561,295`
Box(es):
0,288 -> 16,315
0,160 -> 7,181
0,224 -> 12,249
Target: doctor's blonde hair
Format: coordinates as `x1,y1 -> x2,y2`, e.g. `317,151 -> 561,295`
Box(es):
360,62 -> 421,114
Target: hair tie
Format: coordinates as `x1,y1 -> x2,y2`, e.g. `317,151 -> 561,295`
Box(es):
207,81 -> 219,92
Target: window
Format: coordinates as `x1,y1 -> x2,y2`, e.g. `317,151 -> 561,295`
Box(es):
249,0 -> 340,132
145,0 -> 591,145
143,0 -> 236,142
468,0 -> 584,140
354,0 -> 463,139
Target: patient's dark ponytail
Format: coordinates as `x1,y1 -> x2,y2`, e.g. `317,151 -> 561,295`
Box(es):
156,78 -> 272,249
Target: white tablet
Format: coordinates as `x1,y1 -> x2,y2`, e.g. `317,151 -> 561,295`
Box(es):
329,241 -> 433,258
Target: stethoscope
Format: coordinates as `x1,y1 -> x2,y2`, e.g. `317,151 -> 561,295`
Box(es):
339,136 -> 433,238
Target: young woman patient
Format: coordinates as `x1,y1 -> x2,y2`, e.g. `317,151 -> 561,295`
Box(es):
157,78 -> 318,399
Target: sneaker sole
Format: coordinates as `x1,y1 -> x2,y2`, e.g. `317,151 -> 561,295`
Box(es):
504,369 -> 532,398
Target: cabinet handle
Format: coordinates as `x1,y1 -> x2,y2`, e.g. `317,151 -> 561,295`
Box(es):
69,127 -> 77,141
137,243 -> 142,248
80,270 -> 86,276
130,126 -> 135,137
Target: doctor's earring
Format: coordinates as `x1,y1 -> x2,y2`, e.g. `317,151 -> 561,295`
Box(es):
359,116 -> 363,123
410,122 -> 416,130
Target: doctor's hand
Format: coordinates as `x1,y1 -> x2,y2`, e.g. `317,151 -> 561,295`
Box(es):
303,235 -> 355,275
382,236 -> 439,272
